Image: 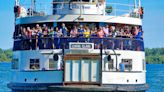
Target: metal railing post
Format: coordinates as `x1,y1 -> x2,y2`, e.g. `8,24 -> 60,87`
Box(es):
114,4 -> 116,16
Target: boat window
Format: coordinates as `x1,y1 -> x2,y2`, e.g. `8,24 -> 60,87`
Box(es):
49,59 -> 58,70
12,59 -> 19,69
120,59 -> 132,71
30,59 -> 40,70
104,59 -> 114,71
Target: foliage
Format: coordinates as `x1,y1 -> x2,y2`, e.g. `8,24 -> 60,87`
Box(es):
145,48 -> 164,64
0,48 -> 163,64
0,48 -> 12,62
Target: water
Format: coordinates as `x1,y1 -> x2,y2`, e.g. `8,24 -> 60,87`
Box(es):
146,64 -> 164,92
0,62 -> 11,92
0,62 -> 164,92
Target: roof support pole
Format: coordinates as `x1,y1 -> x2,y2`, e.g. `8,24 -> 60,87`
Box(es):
134,0 -> 137,8
80,0 -> 82,17
31,0 -> 36,16
138,0 -> 141,7
15,0 -> 19,6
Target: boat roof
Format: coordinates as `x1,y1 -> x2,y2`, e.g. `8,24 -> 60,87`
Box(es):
16,14 -> 142,25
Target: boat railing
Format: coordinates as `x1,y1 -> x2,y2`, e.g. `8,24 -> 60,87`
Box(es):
17,1 -> 140,18
13,37 -> 144,51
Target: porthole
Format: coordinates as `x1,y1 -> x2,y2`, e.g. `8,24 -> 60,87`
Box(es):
34,78 -> 37,82
24,78 -> 27,82
136,79 -> 138,83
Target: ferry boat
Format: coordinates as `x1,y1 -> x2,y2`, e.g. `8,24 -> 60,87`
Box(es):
8,0 -> 148,92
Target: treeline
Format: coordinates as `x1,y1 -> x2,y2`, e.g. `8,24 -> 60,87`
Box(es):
0,48 -> 12,62
145,48 -> 164,64
0,48 -> 164,64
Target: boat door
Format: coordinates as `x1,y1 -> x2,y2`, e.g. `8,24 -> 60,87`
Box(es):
64,54 -> 101,85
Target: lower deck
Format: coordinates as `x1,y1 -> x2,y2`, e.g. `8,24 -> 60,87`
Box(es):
9,46 -> 147,91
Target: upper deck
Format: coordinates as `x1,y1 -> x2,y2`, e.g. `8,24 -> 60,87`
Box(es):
14,0 -> 143,25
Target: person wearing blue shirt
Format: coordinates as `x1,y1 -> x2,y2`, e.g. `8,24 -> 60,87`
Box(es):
119,62 -> 125,72
135,27 -> 143,40
78,25 -> 84,37
60,23 -> 68,37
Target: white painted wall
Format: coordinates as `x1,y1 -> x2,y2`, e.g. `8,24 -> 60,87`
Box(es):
102,72 -> 146,84
16,15 -> 142,25
12,49 -> 145,84
11,71 -> 63,83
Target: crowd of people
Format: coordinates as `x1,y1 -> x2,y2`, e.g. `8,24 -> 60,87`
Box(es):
14,23 -> 143,39
13,23 -> 144,50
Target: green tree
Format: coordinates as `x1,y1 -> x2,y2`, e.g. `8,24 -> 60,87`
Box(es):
0,48 -> 12,62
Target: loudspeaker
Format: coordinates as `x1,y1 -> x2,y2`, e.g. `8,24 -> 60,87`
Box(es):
107,55 -> 111,61
53,54 -> 59,61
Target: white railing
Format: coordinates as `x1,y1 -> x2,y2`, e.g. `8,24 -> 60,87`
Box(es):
17,1 -> 140,18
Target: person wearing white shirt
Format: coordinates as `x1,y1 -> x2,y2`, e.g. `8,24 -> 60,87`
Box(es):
103,24 -> 109,37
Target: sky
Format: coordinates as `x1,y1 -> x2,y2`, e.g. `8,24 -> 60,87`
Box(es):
0,0 -> 164,49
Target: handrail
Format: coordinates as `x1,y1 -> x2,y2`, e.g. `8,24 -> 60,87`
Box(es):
13,37 -> 144,51
14,37 -> 143,42
16,1 -> 139,18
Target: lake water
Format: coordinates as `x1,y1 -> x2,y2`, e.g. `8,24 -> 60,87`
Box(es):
0,62 -> 164,92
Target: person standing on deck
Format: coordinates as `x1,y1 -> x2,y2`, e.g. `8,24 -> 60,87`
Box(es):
60,23 -> 68,37
78,25 -> 85,37
97,26 -> 105,38
103,24 -> 109,37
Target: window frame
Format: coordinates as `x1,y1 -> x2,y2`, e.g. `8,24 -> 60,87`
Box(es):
121,59 -> 132,71
49,58 -> 58,70
29,59 -> 40,70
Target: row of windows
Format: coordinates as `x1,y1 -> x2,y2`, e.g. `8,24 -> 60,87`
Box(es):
104,59 -> 133,72
104,58 -> 146,72
12,59 -> 58,70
